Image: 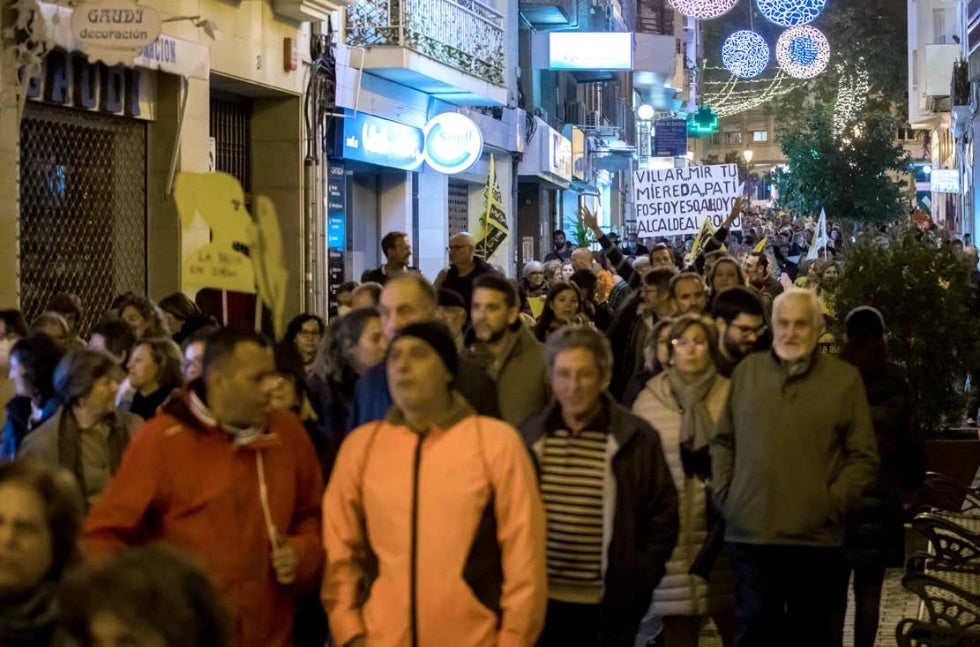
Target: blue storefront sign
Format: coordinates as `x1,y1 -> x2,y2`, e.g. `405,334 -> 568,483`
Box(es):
654,118 -> 689,157
327,161 -> 347,316
342,111 -> 424,171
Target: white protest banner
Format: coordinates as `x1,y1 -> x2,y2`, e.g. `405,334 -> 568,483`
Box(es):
633,163 -> 742,237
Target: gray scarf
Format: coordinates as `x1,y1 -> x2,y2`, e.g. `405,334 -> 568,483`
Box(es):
666,366 -> 718,453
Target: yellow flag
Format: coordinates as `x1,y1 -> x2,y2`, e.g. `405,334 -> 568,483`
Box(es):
689,217 -> 715,261
474,155 -> 508,262
753,237 -> 767,254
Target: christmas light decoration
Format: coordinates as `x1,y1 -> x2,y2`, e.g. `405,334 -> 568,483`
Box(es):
775,25 -> 830,78
756,0 -> 827,27
668,0 -> 739,20
702,67 -> 800,117
833,58 -> 870,138
722,30 -> 770,78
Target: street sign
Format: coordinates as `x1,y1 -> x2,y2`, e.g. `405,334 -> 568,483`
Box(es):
654,118 -> 688,157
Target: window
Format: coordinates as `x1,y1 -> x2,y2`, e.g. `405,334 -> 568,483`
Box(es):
725,131 -> 743,145
752,130 -> 769,143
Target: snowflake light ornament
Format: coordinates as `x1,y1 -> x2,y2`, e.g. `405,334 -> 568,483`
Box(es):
722,31 -> 770,78
756,0 -> 827,27
775,25 -> 830,79
668,0 -> 739,20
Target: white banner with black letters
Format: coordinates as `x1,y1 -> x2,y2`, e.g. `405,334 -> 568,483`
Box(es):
633,163 -> 742,237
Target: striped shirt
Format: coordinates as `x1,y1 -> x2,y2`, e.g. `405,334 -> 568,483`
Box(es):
540,427 -> 608,599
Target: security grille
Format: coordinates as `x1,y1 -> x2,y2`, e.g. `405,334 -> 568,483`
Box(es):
210,95 -> 252,196
19,103 -> 147,336
448,181 -> 470,236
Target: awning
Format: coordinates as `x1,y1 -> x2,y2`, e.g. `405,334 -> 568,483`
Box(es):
34,1 -> 210,80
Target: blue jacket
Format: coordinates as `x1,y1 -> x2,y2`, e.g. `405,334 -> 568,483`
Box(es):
1,397 -> 59,462
347,355 -> 502,431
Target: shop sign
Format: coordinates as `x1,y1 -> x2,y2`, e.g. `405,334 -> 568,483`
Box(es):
547,130 -> 573,182
343,112 -> 424,171
570,127 -> 586,180
423,113 -> 483,175
70,0 -> 161,66
654,119 -> 688,158
326,162 -> 347,317
931,169 -> 960,194
26,49 -> 156,120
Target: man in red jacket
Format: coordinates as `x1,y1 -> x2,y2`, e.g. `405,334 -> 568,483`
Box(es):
84,329 -> 323,647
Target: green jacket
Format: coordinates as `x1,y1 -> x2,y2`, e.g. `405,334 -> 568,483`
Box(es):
710,350 -> 878,547
464,324 -> 551,427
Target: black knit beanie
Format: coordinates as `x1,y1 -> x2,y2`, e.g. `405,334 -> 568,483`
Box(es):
389,321 -> 459,377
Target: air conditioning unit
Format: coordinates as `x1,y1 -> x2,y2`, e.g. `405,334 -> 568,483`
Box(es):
585,111 -> 602,128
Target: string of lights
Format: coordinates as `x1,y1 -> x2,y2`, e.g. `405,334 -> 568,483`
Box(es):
832,58 -> 870,137
702,67 -> 800,117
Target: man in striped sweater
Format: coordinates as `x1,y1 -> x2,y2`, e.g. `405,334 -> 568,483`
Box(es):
520,326 -> 679,647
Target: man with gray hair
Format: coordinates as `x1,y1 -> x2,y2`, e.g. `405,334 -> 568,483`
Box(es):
520,325 -> 678,646
710,288 -> 879,647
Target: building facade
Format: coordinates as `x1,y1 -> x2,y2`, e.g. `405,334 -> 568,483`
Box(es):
0,0 -> 320,330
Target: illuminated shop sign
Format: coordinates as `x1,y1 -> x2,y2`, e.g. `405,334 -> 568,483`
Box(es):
422,113 -> 483,175
549,32 -> 633,71
931,169 -> 960,194
342,112 -> 425,171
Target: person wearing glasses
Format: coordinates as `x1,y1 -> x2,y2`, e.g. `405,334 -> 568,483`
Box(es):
435,232 -> 498,315
711,287 -> 769,379
281,314 -> 325,376
632,314 -> 737,647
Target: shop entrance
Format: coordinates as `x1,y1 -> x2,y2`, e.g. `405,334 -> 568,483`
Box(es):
19,102 -> 147,334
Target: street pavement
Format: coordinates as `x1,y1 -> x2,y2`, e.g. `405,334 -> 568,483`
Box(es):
695,568 -> 920,646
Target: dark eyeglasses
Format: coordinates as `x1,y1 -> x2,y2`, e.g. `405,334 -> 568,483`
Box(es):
730,323 -> 767,337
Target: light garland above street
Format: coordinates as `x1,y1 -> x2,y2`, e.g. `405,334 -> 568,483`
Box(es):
776,25 -> 830,78
702,67 -> 799,117
722,30 -> 770,78
756,0 -> 827,27
668,0 -> 739,20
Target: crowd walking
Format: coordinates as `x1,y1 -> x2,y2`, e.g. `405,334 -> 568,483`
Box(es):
0,199 -> 939,647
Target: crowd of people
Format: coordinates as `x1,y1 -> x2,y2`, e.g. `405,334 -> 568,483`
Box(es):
0,198 -> 930,647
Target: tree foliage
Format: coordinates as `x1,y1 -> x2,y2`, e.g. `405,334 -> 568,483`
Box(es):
775,108 -> 910,222
831,227 -> 980,436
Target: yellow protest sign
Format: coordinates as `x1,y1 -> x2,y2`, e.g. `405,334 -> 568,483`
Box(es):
182,245 -> 256,293
174,172 -> 257,294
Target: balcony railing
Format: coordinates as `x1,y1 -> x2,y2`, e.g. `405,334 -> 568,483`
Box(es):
344,0 -> 506,86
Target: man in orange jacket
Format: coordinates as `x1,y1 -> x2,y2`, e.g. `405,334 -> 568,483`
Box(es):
322,321 -> 547,647
84,329 -> 324,647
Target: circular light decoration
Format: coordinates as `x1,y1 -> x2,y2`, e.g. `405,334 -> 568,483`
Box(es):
722,30 -> 770,78
667,0 -> 738,20
756,0 -> 827,27
775,25 -> 830,79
